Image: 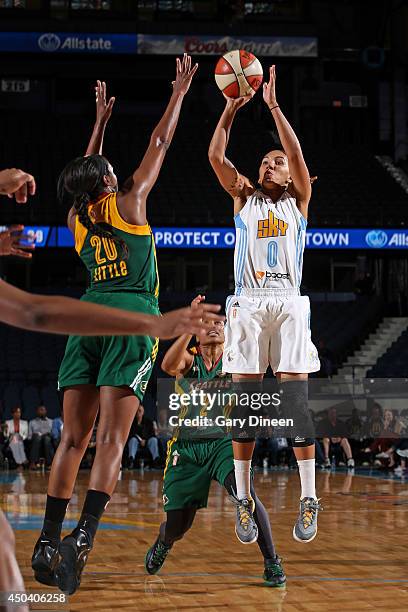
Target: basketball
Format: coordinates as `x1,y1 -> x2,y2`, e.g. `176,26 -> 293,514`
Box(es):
214,49 -> 263,98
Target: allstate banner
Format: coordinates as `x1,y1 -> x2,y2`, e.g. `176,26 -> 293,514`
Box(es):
0,32 -> 137,54
0,32 -> 316,57
137,34 -> 318,57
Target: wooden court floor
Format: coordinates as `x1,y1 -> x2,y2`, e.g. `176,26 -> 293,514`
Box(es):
2,468 -> 408,611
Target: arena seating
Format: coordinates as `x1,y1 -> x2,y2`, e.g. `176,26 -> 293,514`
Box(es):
0,113 -> 406,228
367,329 -> 408,377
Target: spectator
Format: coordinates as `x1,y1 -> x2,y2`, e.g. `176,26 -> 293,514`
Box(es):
364,409 -> 405,468
127,405 -> 160,469
51,413 -> 63,450
364,403 -> 384,438
5,406 -> 28,469
346,407 -> 365,460
346,408 -> 364,438
317,406 -> 355,468
28,406 -> 53,470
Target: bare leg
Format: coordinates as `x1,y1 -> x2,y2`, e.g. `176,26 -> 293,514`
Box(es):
323,438 -> 330,460
0,510 -> 29,612
89,386 -> 139,494
48,385 -> 99,498
340,437 -> 353,460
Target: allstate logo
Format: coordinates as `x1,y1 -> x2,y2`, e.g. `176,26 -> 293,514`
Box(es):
365,230 -> 388,248
38,33 -> 61,52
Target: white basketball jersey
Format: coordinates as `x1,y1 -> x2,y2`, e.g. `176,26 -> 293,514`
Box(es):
233,190 -> 307,292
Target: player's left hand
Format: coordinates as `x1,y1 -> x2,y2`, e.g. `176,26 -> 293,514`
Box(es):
172,54 -> 198,96
95,80 -> 115,126
0,225 -> 35,258
0,168 -> 36,203
263,65 -> 278,110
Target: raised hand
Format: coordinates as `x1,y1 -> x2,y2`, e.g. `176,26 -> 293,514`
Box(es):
0,225 -> 35,259
263,65 -> 278,110
95,80 -> 115,126
172,54 -> 198,96
0,168 -> 36,204
156,303 -> 224,340
223,90 -> 255,112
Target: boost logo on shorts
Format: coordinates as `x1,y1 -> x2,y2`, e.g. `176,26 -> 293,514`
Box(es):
256,270 -> 290,280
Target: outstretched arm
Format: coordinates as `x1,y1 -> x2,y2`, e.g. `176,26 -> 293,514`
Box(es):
118,54 -> 198,226
208,95 -> 254,214
0,280 -> 223,340
263,65 -> 311,218
161,295 -> 205,376
85,80 -> 115,156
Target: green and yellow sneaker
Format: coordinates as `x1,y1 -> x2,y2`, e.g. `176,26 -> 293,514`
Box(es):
145,537 -> 172,575
263,556 -> 286,588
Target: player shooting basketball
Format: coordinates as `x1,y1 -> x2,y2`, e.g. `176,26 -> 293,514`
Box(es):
208,65 -> 321,545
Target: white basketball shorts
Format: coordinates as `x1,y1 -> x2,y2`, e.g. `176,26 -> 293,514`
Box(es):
223,288 -> 320,375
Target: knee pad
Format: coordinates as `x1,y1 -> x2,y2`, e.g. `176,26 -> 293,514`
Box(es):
230,380 -> 265,439
278,380 -> 315,440
291,437 -> 315,448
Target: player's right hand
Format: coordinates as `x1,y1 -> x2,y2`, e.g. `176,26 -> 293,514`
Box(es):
223,91 -> 255,111
0,168 -> 36,204
155,304 -> 224,340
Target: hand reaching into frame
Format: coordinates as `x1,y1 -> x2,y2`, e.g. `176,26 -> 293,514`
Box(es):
0,168 -> 36,204
155,303 -> 224,340
0,225 -> 35,259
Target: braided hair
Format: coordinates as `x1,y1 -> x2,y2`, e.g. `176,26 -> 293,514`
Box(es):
58,154 -> 128,258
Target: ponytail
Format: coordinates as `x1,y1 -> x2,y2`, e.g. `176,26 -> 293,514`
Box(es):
59,155 -> 128,258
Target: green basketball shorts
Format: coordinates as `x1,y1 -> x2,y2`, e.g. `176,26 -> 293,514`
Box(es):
58,291 -> 159,401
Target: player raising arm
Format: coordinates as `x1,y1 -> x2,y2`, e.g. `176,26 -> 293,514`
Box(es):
0,167 -> 222,609
209,65 -> 321,546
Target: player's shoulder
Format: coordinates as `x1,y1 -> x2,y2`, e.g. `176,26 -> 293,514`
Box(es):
233,181 -> 257,215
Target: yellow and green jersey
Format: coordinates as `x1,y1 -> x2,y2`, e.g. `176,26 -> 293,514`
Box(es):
174,347 -> 233,440
74,192 -> 159,297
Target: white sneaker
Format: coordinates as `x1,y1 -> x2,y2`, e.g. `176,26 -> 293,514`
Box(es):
347,458 -> 355,468
375,451 -> 390,459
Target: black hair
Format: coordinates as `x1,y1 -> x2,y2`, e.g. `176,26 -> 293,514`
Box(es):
58,154 -> 128,258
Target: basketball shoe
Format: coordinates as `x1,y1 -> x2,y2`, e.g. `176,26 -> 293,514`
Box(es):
263,556 -> 286,588
31,536 -> 59,586
54,527 -> 92,594
230,496 -> 258,544
293,497 -> 322,543
145,537 -> 172,574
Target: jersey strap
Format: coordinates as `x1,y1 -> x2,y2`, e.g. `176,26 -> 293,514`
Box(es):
74,192 -> 152,254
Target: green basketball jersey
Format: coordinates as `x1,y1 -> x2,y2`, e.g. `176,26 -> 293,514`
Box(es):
174,348 -> 232,440
74,192 -> 159,297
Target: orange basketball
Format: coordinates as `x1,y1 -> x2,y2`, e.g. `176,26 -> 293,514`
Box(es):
214,49 -> 263,98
